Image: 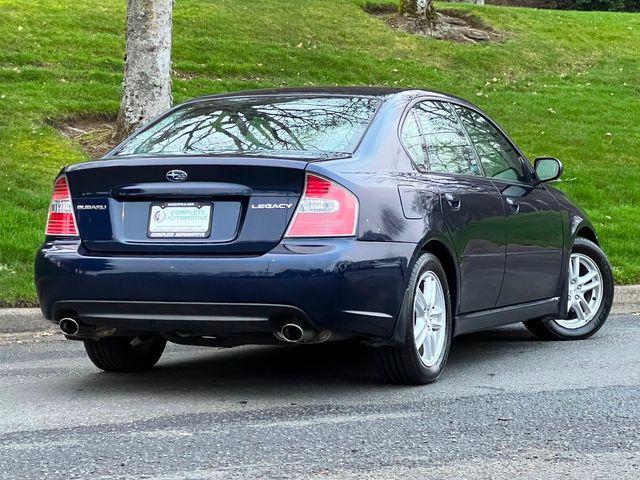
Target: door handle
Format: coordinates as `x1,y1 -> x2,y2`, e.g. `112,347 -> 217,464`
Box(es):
444,193 -> 462,211
506,197 -> 520,214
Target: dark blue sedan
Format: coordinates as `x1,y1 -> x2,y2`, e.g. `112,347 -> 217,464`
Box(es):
35,87 -> 614,384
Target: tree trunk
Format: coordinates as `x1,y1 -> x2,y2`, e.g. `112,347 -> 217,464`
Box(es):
400,0 -> 437,23
114,0 -> 173,141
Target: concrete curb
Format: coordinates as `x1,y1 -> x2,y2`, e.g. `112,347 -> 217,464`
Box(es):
0,307 -> 50,334
1,286 -> 638,335
611,285 -> 640,314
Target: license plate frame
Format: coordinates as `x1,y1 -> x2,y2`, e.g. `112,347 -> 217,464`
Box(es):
147,202 -> 213,239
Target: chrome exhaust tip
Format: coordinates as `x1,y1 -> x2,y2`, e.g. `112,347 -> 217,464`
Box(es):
59,317 -> 80,336
279,323 -> 305,343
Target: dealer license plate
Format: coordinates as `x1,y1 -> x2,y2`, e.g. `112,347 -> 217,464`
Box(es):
147,202 -> 212,238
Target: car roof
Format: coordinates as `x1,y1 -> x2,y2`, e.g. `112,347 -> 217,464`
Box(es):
191,86 -> 472,105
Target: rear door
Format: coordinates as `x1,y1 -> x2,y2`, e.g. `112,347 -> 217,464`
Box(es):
65,156 -> 306,255
454,105 -> 564,305
402,101 -> 507,314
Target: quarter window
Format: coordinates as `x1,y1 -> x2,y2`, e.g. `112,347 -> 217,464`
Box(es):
455,106 -> 529,183
400,111 -> 428,170
412,101 -> 482,176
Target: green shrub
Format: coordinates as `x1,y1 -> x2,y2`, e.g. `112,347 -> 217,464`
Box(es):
572,0 -> 640,11
488,0 -> 640,11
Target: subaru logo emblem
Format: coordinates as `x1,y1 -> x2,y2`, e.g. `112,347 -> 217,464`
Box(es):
166,169 -> 188,182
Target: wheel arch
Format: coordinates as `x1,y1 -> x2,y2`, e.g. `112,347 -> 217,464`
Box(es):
557,222 -> 601,319
575,225 -> 599,245
384,236 -> 460,347
420,239 -> 459,317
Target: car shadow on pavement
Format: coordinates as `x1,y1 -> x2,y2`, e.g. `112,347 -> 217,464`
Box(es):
54,323 -> 544,397
446,324 -> 546,372
56,340 -> 386,400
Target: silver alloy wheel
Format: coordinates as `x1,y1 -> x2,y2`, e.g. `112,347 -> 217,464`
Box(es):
557,253 -> 603,329
413,271 -> 447,367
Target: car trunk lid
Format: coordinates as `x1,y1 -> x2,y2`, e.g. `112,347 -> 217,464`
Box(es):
65,155 -> 309,255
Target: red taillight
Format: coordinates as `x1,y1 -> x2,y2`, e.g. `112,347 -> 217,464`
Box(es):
45,176 -> 78,236
285,174 -> 358,238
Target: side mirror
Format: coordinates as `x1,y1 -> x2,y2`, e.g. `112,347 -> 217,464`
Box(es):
534,157 -> 563,183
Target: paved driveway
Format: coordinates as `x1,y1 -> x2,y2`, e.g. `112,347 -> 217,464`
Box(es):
0,314 -> 638,479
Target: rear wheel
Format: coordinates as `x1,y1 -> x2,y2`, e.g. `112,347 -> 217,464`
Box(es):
524,237 -> 614,340
376,253 -> 453,385
84,335 -> 166,372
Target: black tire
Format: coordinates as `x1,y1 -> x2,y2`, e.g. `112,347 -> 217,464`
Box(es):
376,253 -> 453,385
84,335 -> 166,372
524,237 -> 614,340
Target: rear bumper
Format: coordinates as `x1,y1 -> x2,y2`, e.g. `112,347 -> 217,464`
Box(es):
50,300 -> 312,337
35,239 -> 415,340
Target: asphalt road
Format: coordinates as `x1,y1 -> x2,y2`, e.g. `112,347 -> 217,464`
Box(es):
1,315 -> 639,480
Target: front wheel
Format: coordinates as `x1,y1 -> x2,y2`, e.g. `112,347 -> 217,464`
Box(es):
84,335 -> 166,372
524,237 -> 614,340
376,253 -> 453,385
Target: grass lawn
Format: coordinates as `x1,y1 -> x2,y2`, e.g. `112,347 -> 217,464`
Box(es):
0,0 -> 639,305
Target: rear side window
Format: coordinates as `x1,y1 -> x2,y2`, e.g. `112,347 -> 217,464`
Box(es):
114,96 -> 380,158
455,106 -> 530,183
409,101 -> 482,176
400,111 -> 428,170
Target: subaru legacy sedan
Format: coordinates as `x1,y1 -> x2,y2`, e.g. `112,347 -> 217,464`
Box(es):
35,87 -> 614,385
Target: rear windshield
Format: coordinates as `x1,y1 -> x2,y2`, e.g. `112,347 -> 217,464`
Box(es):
113,96 -> 380,158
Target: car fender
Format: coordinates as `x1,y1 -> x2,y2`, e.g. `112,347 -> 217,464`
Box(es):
383,231 -> 459,347
546,185 -> 600,318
